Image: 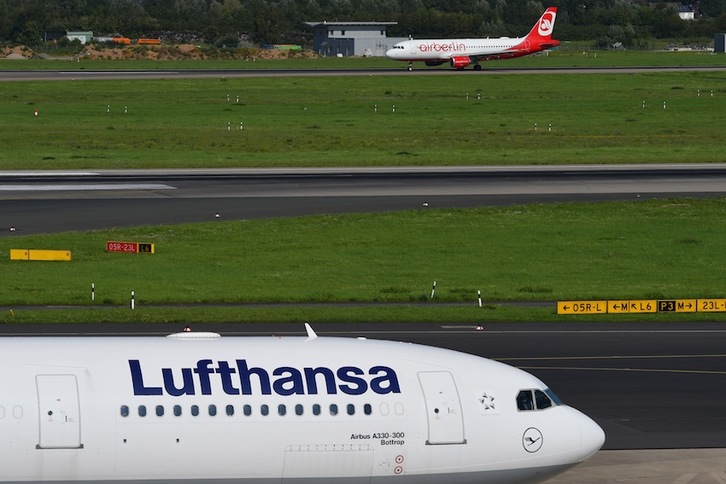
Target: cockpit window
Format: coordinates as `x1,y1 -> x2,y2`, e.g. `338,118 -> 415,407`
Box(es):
517,389 -> 561,411
516,390 -> 534,411
534,390 -> 552,409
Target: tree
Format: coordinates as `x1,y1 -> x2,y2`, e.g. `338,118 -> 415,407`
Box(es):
701,0 -> 726,17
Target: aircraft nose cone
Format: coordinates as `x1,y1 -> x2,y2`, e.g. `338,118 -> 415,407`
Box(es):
385,48 -> 395,59
579,416 -> 606,462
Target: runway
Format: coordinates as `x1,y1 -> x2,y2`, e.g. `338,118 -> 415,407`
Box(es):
1,65 -> 726,81
1,164 -> 725,235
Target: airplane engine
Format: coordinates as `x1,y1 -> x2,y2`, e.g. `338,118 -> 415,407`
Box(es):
450,56 -> 471,69
425,60 -> 446,66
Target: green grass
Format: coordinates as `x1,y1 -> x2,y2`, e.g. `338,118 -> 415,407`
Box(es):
3,198 -> 726,323
0,71 -> 725,168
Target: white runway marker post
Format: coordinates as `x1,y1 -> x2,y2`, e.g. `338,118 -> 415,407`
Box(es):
431,281 -> 436,299
131,290 -> 135,310
477,290 -> 482,308
91,283 -> 95,302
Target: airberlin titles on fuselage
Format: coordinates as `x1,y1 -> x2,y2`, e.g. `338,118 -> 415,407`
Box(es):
417,41 -> 466,53
129,359 -> 402,397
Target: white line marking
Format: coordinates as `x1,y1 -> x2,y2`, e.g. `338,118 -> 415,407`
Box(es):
0,184 -> 175,191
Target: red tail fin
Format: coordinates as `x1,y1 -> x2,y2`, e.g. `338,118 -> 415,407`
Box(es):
524,7 -> 560,51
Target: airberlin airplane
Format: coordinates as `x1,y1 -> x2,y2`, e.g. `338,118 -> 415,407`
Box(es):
386,8 -> 559,70
0,325 -> 604,483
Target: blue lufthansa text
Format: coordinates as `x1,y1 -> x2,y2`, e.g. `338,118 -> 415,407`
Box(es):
129,359 -> 401,397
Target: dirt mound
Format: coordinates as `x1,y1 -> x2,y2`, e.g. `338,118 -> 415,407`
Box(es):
77,44 -> 318,61
2,46 -> 33,59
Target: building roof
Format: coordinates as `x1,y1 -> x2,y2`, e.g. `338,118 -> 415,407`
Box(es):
304,21 -> 397,28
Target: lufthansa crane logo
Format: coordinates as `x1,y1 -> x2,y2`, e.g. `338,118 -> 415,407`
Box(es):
538,12 -> 556,37
522,427 -> 543,453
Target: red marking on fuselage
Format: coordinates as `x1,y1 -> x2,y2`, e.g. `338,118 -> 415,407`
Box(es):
418,41 -> 466,53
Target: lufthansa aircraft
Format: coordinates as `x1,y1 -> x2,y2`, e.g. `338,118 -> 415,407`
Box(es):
0,325 -> 604,483
386,8 -> 560,70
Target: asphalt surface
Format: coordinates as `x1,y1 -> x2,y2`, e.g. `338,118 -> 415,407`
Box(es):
1,65 -> 726,81
2,164 -> 726,235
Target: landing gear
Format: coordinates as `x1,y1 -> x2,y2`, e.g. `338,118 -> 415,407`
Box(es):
407,62 -> 414,71
473,64 -> 482,71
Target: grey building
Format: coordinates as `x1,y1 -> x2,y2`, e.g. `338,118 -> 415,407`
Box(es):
304,21 -> 407,57
715,33 -> 726,53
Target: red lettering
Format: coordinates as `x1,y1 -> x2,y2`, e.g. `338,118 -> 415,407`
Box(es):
418,42 -> 466,54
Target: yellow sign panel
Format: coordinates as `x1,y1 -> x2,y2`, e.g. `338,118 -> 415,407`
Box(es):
560,298 -> 719,314
10,249 -> 71,261
31,250 -> 71,261
10,249 -> 29,260
557,301 -> 607,315
608,300 -> 657,314
607,300 -> 629,313
697,299 -> 726,312
658,300 -> 697,313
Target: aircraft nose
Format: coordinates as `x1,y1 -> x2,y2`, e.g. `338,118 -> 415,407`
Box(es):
385,48 -> 395,59
579,414 -> 606,461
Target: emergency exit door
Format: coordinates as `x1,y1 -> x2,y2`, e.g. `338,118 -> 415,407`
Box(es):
36,375 -> 83,449
418,371 -> 466,445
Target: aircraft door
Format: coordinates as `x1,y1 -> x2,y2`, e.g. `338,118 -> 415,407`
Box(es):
36,375 -> 83,449
417,371 -> 466,445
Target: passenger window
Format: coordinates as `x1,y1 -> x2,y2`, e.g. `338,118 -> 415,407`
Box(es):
138,405 -> 147,417
208,405 -> 217,417
313,404 -> 321,416
517,390 -> 534,411
156,405 -> 164,417
295,404 -> 304,416
173,405 -> 182,417
330,404 -> 338,416
226,405 -> 235,416
364,404 -> 372,415
278,404 -> 286,416
120,405 -> 129,417
191,405 -> 199,417
347,404 -> 355,416
243,404 -> 252,416
535,390 -> 552,410
261,404 -> 269,416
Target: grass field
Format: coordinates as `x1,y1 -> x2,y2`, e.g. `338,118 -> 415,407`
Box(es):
0,70 -> 725,169
2,54 -> 726,324
2,198 -> 726,323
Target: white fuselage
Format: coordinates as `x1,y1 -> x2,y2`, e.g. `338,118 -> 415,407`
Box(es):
0,333 -> 604,482
386,37 -> 526,61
